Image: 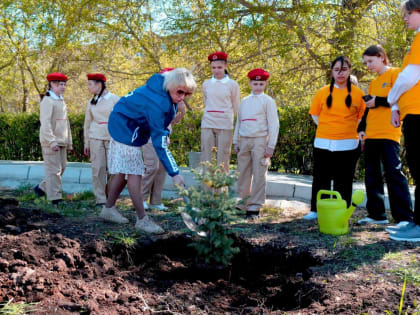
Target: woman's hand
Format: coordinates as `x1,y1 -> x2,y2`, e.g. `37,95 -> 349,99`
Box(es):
84,147 -> 90,157
172,101 -> 186,125
391,110 -> 401,128
365,96 -> 376,108
234,144 -> 239,154
172,174 -> 185,187
264,147 -> 274,158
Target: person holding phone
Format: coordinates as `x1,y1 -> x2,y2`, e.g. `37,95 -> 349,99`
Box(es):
357,45 -> 413,226
386,0 -> 420,242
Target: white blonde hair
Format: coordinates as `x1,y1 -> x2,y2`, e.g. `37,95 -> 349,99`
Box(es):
163,68 -> 197,92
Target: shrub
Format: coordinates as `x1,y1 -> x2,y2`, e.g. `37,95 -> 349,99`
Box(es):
179,156 -> 240,266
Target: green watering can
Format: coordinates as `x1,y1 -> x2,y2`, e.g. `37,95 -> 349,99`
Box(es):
316,190 -> 365,235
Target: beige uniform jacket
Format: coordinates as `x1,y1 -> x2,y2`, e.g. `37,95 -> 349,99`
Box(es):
83,92 -> 120,148
233,93 -> 279,149
39,92 -> 72,149
201,76 -> 240,130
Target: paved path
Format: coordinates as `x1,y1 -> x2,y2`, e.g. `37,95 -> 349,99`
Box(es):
0,160 -> 415,210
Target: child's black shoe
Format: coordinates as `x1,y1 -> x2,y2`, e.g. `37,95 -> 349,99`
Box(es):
33,185 -> 46,198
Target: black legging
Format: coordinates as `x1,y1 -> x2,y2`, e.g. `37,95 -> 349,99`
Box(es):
403,114 -> 420,225
310,145 -> 361,212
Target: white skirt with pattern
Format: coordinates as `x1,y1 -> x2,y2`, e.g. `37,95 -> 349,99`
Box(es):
108,139 -> 144,175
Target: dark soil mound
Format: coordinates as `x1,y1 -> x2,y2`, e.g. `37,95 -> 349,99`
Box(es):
0,198 -> 323,314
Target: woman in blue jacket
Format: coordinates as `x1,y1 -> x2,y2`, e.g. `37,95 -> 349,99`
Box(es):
100,68 -> 196,234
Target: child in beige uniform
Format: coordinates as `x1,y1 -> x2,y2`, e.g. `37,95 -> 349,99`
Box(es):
83,73 -> 120,206
34,73 -> 72,205
201,51 -> 240,173
233,69 -> 279,216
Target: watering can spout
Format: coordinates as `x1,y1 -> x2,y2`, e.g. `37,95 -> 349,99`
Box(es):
345,190 -> 365,222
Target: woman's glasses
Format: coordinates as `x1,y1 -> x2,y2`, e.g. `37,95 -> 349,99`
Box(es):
176,89 -> 192,97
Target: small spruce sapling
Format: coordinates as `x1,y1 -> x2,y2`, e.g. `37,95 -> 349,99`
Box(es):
179,153 -> 241,266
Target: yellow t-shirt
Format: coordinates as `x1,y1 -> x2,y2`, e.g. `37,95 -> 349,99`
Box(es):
309,84 -> 366,140
365,67 -> 402,143
398,32 -> 420,120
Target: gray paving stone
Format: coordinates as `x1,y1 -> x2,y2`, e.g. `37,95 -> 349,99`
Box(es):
27,165 -> 45,181
0,160 -> 416,211
0,164 -> 30,180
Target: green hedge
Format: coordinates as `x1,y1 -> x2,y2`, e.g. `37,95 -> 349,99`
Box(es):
0,112 -> 88,162
0,107 -> 317,173
3,108 -> 410,180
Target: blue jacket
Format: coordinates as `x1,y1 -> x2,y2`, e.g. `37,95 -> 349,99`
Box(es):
108,74 -> 179,177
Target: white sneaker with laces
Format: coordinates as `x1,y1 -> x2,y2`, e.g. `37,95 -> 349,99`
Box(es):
149,203 -> 168,211
303,211 -> 318,220
143,201 -> 149,209
386,221 -> 415,233
135,215 -> 164,234
357,217 -> 389,225
99,206 -> 129,224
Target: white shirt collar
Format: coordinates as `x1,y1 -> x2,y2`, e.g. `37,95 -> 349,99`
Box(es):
98,91 -> 111,101
49,90 -> 63,100
251,92 -> 265,97
211,75 -> 230,84
334,83 -> 348,89
103,91 -> 111,100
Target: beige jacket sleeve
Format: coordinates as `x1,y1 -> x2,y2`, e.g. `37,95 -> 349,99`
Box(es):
266,98 -> 280,149
39,97 -> 57,148
233,109 -> 241,145
83,103 -> 92,148
231,81 -> 241,115
67,118 -> 73,149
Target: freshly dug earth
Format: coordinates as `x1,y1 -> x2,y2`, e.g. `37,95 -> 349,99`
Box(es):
0,196 -> 419,314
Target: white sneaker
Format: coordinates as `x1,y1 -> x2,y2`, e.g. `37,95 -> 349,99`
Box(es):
135,215 -> 164,234
99,206 -> 129,224
386,221 -> 415,233
143,201 -> 149,209
357,217 -> 389,225
149,203 -> 168,211
303,211 -> 318,220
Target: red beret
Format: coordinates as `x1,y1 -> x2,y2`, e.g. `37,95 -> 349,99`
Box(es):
46,72 -> 68,82
208,51 -> 228,62
159,68 -> 174,73
248,68 -> 270,81
87,73 -> 106,82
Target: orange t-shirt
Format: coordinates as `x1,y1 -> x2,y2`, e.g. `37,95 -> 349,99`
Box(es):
398,32 -> 420,119
365,67 -> 402,143
309,84 -> 366,140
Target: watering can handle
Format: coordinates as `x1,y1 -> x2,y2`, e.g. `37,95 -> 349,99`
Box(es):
317,190 -> 342,201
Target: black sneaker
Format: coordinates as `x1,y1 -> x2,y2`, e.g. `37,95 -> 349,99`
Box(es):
246,210 -> 260,218
33,185 -> 46,198
52,199 -> 63,205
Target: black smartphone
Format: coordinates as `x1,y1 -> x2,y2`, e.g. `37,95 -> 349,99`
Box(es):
362,95 -> 373,102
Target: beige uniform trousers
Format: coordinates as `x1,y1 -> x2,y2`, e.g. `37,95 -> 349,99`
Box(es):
237,136 -> 269,208
200,128 -> 232,173
142,142 -> 167,205
90,139 -> 110,204
39,146 -> 67,201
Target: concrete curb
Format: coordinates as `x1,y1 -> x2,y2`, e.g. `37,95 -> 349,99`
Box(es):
0,160 -> 415,209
